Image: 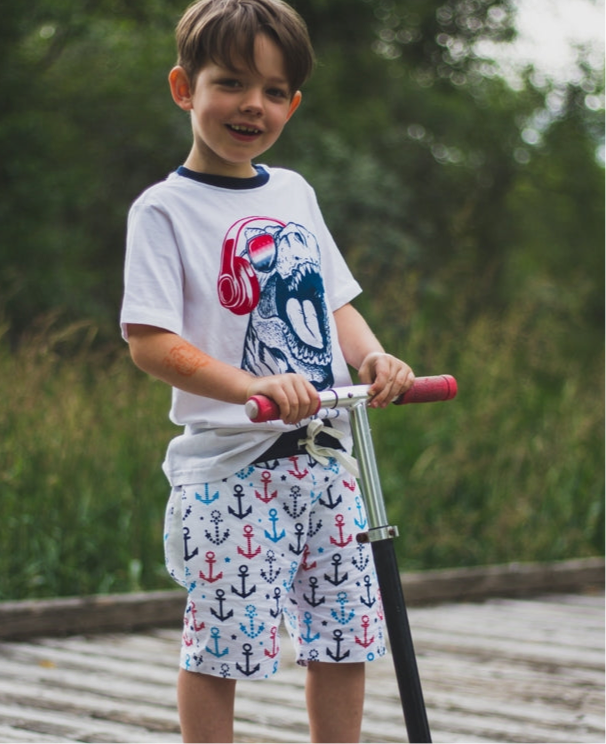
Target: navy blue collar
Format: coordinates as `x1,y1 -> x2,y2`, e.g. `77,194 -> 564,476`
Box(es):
176,164 -> 269,189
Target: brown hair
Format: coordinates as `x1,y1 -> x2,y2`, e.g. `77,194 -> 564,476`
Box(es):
175,0 -> 315,93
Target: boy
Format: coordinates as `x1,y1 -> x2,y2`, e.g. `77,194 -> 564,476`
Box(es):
120,0 -> 414,741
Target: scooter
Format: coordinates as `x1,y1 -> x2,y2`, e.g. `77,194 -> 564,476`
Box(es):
246,375 -> 458,743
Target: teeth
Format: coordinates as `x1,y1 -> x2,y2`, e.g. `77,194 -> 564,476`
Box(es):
230,125 -> 260,134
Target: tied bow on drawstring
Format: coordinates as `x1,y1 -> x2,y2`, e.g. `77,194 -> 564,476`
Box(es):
297,419 -> 359,478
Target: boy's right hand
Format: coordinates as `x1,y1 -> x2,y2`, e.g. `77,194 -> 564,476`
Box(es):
245,374 -> 319,425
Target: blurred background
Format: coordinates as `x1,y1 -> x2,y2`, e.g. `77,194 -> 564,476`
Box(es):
0,0 -> 603,600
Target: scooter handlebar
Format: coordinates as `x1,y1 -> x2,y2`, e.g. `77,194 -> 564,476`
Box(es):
245,374 -> 457,423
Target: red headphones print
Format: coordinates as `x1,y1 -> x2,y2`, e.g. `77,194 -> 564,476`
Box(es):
217,217 -> 286,315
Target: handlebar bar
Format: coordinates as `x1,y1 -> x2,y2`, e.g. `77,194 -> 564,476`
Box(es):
245,374 -> 457,423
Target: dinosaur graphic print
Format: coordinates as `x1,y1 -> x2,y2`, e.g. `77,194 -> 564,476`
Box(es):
217,216 -> 334,390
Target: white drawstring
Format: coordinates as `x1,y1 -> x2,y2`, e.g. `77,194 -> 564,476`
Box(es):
297,419 -> 359,478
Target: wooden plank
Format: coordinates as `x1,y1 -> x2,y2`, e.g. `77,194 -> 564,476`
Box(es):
0,592 -> 602,744
0,557 -> 602,639
401,557 -> 605,605
0,589 -> 187,640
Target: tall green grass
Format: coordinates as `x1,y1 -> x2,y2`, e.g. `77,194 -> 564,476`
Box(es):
0,307 -> 603,600
373,299 -> 604,568
0,317 -> 178,599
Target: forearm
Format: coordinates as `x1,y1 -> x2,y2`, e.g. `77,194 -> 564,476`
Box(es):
333,304 -> 385,370
126,324 -> 254,404
333,303 -> 414,407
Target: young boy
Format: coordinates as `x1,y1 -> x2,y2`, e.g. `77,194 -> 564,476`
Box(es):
121,1 -> 414,741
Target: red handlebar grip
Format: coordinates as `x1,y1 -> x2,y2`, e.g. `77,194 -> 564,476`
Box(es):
395,375 -> 458,405
245,395 -> 281,423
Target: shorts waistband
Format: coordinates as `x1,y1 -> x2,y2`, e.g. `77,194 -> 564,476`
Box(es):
252,422 -> 343,465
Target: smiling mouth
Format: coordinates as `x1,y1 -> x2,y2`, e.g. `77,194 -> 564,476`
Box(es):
227,124 -> 262,136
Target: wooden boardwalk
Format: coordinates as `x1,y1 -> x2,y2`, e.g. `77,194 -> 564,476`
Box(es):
0,590 -> 603,743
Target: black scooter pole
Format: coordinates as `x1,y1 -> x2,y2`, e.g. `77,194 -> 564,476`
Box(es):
350,400 -> 432,743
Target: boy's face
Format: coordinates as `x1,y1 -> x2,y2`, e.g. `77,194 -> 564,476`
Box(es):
169,33 -> 301,178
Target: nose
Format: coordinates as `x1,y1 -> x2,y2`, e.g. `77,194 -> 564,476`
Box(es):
240,86 -> 263,115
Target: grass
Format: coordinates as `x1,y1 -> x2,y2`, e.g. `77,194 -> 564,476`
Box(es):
0,306 -> 603,600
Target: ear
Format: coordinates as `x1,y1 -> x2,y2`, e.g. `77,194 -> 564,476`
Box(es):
286,90 -> 302,121
169,66 -> 194,111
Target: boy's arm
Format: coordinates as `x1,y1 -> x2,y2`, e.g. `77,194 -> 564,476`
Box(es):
126,323 -> 319,424
333,304 -> 415,408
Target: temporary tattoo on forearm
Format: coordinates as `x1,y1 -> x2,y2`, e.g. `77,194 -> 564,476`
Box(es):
164,343 -> 209,377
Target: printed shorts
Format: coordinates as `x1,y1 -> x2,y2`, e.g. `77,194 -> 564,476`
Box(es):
164,455 -> 387,679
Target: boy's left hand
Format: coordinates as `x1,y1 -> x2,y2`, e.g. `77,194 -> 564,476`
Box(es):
358,352 -> 415,408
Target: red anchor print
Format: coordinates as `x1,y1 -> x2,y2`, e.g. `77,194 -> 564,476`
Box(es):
189,600 -> 206,632
330,513 -> 353,548
237,524 -> 262,559
255,470 -> 278,503
287,455 -> 308,480
198,551 -> 223,583
355,615 -> 375,648
264,626 -> 279,658
301,543 -> 317,571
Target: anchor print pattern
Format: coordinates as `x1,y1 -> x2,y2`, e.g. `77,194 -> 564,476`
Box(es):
164,457 -> 386,680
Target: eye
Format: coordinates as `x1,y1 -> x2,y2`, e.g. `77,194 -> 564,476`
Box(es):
217,78 -> 243,89
267,87 -> 289,100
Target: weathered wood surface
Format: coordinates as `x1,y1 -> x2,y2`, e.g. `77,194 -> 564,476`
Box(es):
1,557 -> 603,640
0,590 -> 603,743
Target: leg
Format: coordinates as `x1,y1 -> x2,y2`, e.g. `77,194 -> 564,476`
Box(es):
177,668 -> 236,743
306,661 -> 366,743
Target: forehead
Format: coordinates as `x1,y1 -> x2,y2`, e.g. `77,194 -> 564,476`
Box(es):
205,27 -> 290,84
218,33 -> 288,79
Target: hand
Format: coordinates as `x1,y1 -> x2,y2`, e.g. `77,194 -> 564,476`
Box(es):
358,352 -> 415,408
245,373 -> 320,425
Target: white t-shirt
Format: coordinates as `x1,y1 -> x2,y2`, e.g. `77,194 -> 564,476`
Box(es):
121,165 -> 362,484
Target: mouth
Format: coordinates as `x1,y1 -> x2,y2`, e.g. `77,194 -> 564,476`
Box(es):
227,124 -> 262,138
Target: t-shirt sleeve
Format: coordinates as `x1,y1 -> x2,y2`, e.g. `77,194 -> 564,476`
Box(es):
120,197 -> 185,340
306,186 -> 362,311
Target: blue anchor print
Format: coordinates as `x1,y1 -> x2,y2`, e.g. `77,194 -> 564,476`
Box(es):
237,643 -> 260,677
352,543 -> 370,572
360,574 -> 377,608
204,510 -> 230,545
231,565 -> 256,598
195,484 -> 220,505
260,549 -> 281,584
183,526 -> 199,561
239,605 -> 265,639
321,457 -> 340,474
288,523 -> 306,555
264,508 -> 286,543
354,496 -> 367,530
331,591 -> 356,625
283,560 -> 298,591
228,484 -> 252,519
319,484 -> 342,509
235,466 -> 255,479
268,586 -> 282,618
283,485 -> 307,519
206,627 -> 229,658
307,510 -> 323,538
303,576 -> 326,608
324,553 -> 349,586
327,629 -> 351,662
211,588 -> 234,621
301,611 -> 320,643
